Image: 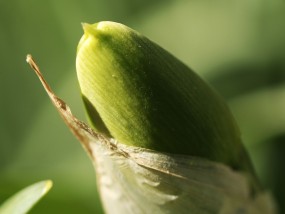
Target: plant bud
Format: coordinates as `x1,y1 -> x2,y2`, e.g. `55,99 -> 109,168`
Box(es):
76,22 -> 258,185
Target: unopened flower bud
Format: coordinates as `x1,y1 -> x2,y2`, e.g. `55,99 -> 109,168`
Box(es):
76,22 -> 259,191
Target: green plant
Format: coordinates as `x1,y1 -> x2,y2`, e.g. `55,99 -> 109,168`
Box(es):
26,22 -> 277,213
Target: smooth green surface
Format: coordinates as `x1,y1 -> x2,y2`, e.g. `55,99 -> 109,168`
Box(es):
77,22 -> 241,160
0,180 -> 52,214
76,22 -> 258,189
1,0 -> 285,213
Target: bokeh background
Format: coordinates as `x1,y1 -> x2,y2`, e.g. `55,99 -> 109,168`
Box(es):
1,0 -> 285,213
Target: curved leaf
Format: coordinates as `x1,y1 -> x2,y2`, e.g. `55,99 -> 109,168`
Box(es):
0,180 -> 52,214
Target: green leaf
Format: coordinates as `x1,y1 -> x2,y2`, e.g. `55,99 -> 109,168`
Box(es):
26,55 -> 277,214
0,180 -> 52,214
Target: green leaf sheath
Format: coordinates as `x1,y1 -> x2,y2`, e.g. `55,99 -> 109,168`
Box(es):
76,22 -> 259,190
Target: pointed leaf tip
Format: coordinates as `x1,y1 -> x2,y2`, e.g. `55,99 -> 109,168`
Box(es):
0,180 -> 53,214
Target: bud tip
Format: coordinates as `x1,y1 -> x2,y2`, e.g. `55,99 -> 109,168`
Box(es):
81,22 -> 97,36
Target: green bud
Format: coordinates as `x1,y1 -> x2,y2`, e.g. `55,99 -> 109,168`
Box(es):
76,22 -> 258,186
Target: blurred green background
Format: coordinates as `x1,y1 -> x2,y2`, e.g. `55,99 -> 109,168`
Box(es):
1,0 -> 285,213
